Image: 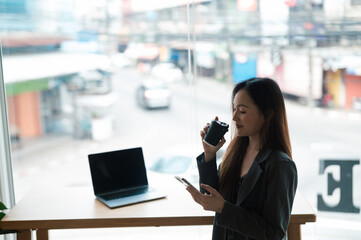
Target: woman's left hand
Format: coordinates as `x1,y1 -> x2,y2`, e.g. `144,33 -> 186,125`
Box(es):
186,184 -> 225,213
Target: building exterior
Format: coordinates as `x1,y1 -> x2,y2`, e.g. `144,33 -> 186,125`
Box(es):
1,0 -> 361,142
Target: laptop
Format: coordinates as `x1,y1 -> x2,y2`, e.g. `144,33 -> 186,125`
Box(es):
88,147 -> 166,208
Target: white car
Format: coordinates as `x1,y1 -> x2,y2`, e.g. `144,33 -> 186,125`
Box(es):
136,78 -> 171,109
151,63 -> 184,83
109,53 -> 131,69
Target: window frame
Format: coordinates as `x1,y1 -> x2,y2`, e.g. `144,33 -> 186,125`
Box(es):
0,42 -> 16,211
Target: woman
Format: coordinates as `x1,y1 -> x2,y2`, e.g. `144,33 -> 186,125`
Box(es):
186,78 -> 297,240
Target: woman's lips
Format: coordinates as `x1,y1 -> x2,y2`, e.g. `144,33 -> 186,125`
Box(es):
236,124 -> 242,129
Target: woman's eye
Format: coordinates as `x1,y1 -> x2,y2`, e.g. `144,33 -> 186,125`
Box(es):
233,108 -> 246,114
238,108 -> 246,114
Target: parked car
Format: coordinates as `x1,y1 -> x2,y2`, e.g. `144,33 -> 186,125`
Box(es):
109,53 -> 131,70
136,78 -> 171,109
147,145 -> 227,185
147,145 -> 199,185
70,69 -> 111,95
151,62 -> 184,83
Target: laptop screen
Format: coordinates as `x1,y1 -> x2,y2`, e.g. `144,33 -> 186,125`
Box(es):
88,147 -> 148,195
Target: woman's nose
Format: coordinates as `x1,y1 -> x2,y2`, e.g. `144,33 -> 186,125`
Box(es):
232,110 -> 237,121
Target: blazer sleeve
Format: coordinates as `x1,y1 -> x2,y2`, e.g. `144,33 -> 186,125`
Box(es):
196,153 -> 219,194
215,154 -> 298,240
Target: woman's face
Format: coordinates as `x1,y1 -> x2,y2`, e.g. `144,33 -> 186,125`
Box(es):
232,89 -> 265,138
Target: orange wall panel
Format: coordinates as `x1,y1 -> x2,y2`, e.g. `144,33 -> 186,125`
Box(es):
8,92 -> 42,137
344,74 -> 361,109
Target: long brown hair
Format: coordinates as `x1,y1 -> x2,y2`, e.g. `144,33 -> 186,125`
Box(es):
219,78 -> 292,197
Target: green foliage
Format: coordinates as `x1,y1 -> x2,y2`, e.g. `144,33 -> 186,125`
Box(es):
0,202 -> 7,211
0,201 -> 7,221
0,201 -> 18,234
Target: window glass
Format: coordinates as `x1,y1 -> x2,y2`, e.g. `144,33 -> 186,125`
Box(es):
1,0 -> 361,239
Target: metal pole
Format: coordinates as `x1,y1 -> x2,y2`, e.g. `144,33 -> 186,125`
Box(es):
0,43 -> 16,240
306,0 -> 314,107
308,36 -> 314,107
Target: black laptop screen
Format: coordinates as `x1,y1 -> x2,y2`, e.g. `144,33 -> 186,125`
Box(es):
88,147 -> 148,195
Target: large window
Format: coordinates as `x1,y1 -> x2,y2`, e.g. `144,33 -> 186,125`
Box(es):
1,0 -> 361,239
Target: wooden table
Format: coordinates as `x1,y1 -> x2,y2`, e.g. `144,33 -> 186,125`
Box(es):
0,185 -> 315,240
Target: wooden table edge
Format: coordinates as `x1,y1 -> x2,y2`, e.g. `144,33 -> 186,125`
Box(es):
290,213 -> 317,224
0,216 -> 215,230
1,213 -> 317,230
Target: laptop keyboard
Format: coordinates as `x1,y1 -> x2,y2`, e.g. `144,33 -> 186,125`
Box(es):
102,187 -> 150,200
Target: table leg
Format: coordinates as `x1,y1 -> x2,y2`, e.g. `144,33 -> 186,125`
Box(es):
287,224 -> 301,240
36,229 -> 49,240
16,230 -> 31,240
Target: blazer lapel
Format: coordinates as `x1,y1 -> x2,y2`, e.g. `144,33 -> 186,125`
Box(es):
236,148 -> 272,205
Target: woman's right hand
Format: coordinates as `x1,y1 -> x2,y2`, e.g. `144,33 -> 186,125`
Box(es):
200,116 -> 226,162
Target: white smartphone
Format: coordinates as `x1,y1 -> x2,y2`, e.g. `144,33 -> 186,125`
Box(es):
175,176 -> 197,190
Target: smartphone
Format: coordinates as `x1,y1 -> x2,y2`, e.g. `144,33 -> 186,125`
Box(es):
175,176 -> 197,190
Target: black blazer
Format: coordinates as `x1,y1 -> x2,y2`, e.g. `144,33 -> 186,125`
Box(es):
196,147 -> 297,240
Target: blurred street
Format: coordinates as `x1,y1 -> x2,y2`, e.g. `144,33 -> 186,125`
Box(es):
9,68 -> 361,240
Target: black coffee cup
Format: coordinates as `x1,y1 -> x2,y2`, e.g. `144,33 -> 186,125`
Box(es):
203,120 -> 229,146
